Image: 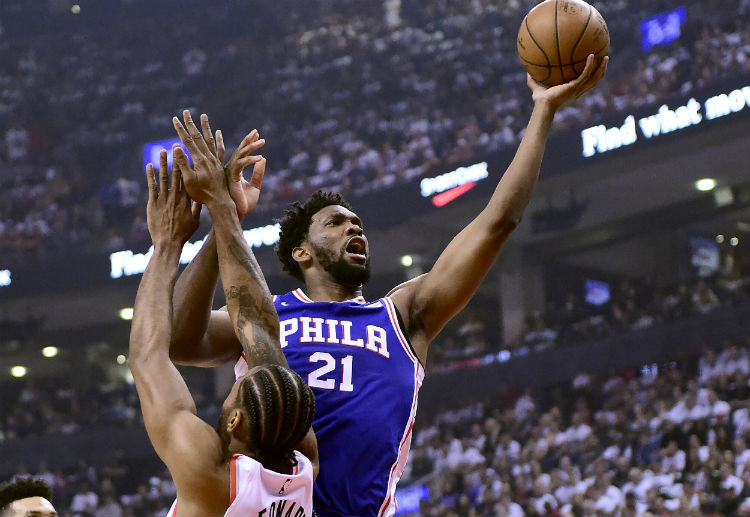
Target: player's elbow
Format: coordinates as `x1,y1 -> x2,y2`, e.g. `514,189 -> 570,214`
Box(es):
489,212 -> 522,239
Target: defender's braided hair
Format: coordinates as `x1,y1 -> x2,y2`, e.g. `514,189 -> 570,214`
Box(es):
275,190 -> 354,282
241,364 -> 315,472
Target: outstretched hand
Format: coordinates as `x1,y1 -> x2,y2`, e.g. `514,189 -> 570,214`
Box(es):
173,111 -> 266,219
527,54 -> 608,111
213,124 -> 267,220
172,110 -> 264,209
145,149 -> 201,247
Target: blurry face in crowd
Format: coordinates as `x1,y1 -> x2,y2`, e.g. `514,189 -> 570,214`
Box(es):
305,205 -> 371,288
8,496 -> 58,517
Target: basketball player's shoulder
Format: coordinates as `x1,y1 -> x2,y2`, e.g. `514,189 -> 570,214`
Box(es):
385,273 -> 428,298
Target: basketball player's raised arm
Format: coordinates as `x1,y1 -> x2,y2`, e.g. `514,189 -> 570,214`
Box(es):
170,120 -> 267,367
129,155 -> 228,512
390,55 -> 608,362
173,112 -> 319,475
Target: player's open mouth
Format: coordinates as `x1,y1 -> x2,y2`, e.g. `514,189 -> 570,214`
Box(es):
345,237 -> 367,263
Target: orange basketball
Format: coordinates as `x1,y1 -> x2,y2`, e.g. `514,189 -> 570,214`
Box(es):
517,0 -> 609,87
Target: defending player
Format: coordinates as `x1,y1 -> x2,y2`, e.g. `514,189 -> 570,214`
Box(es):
129,150 -> 317,517
169,55 -> 608,516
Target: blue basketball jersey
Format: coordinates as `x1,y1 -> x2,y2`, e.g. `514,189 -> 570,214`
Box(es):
238,288 -> 424,517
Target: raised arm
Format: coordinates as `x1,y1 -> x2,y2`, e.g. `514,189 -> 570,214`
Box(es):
173,112 -> 319,475
389,55 -> 609,363
129,153 -> 227,510
170,118 -> 268,367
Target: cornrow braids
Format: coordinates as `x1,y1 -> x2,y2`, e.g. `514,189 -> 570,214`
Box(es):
275,190 -> 354,282
241,364 -> 315,473
0,478 -> 52,513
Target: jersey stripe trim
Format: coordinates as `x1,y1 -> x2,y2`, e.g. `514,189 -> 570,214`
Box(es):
230,454 -> 240,504
292,288 -> 313,303
377,358 -> 424,517
383,297 -> 417,365
290,288 -> 367,304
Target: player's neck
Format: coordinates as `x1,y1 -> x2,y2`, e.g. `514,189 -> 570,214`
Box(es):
303,275 -> 362,302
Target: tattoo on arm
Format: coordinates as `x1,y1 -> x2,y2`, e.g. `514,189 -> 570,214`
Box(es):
222,236 -> 286,367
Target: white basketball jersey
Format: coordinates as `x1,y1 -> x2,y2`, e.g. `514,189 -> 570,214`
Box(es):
165,451 -> 313,517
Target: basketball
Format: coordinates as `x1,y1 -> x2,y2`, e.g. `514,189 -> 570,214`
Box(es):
517,0 -> 609,87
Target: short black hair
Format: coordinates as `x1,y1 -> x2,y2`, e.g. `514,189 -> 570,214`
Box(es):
275,190 -> 354,282
241,364 -> 315,473
0,478 -> 53,514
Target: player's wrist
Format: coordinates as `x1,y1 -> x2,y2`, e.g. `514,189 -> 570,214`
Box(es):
151,241 -> 183,260
205,195 -> 237,215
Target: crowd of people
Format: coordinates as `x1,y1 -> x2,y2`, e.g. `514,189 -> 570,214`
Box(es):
405,338 -> 750,516
1,0 -> 748,262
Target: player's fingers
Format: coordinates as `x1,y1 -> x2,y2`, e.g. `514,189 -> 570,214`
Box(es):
172,116 -> 201,159
574,55 -> 596,86
146,163 -> 157,203
173,146 -> 194,179
183,110 -> 211,157
159,150 -> 169,194
172,158 -> 182,192
249,156 -> 266,190
526,73 -> 540,91
580,56 -> 608,94
216,130 -> 225,164
200,113 -> 217,157
235,130 -> 260,155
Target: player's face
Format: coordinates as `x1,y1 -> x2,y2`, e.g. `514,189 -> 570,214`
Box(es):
9,496 -> 58,517
306,205 -> 371,288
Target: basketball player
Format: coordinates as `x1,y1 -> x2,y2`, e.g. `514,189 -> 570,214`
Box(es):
0,478 -> 57,517
169,55 -> 608,516
130,150 -> 317,517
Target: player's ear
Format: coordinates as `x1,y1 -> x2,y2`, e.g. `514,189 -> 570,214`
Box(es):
292,244 -> 311,265
227,409 -> 243,432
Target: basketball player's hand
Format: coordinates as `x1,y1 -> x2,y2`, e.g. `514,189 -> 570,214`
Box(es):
173,110 -> 263,209
197,114 -> 267,220
145,150 -> 201,247
214,125 -> 266,221
528,54 -> 608,111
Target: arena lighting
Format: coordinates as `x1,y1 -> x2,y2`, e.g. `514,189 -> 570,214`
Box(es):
400,255 -> 413,267
119,308 -> 134,320
71,4 -> 80,13
716,234 -> 725,243
0,269 -> 10,287
730,237 -> 739,246
10,366 -> 27,378
695,178 -> 716,192
116,354 -> 127,365
42,346 -> 58,358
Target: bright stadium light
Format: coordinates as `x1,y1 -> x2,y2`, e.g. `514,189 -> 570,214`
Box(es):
71,4 -> 81,14
695,178 -> 716,192
400,255 -> 414,267
116,354 -> 127,365
11,366 -> 27,378
119,308 -> 134,320
42,346 -> 58,358
730,237 -> 739,246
